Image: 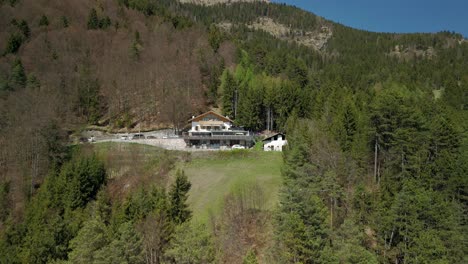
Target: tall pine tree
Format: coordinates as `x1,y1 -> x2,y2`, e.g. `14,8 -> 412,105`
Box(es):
169,170 -> 191,224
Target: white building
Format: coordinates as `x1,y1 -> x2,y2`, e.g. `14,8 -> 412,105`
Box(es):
183,111 -> 254,149
188,111 -> 233,132
263,133 -> 287,151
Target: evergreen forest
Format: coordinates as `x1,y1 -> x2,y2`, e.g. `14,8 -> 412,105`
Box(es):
0,0 -> 466,263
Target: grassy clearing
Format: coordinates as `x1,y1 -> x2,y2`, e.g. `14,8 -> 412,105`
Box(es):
178,150 -> 283,222
84,143 -> 283,222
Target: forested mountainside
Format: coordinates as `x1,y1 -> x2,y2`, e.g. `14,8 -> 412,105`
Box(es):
0,0 -> 230,217
0,0 -> 467,263
178,0 -> 270,5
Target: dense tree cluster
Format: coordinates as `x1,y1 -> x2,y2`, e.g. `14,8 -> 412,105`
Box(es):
0,155 -> 106,263
273,88 -> 466,263
0,151 -> 208,264
3,18 -> 30,55
86,8 -> 111,30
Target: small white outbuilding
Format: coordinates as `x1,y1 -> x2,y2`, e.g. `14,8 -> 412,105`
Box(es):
263,133 -> 287,151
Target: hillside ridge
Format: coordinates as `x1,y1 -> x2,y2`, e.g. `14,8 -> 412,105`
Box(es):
179,0 -> 269,5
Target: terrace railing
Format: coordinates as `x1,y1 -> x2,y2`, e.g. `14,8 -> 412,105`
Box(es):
183,132 -> 254,141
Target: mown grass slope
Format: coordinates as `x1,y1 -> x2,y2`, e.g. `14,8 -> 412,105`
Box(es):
178,151 -> 283,222
88,143 -> 283,222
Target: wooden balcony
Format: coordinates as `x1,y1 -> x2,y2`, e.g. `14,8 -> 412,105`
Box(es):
183,132 -> 254,141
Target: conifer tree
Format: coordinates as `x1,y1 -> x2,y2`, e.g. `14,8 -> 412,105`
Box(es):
165,222 -> 216,263
130,31 -> 142,60
10,18 -> 18,26
77,74 -> 102,124
339,101 -> 357,152
263,76 -> 280,131
0,75 -> 9,91
9,58 -> 26,90
333,219 -> 378,263
39,15 -> 49,26
220,69 -> 237,119
26,74 -> 40,89
236,76 -> 263,130
4,32 -> 23,55
0,182 -> 9,222
18,19 -> 30,39
382,180 -> 465,263
95,222 -> 144,264
285,56 -> 308,88
87,8 -> 99,29
99,16 -> 111,29
68,218 -> 109,264
208,24 -> 222,52
134,30 -> 141,44
62,155 -> 106,209
169,170 -> 191,224
61,16 -> 69,28
275,189 -> 330,263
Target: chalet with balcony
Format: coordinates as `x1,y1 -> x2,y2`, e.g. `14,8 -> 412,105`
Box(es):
183,111 -> 254,149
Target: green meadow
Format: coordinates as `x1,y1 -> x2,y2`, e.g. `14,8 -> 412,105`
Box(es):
91,143 -> 283,222
176,150 -> 283,222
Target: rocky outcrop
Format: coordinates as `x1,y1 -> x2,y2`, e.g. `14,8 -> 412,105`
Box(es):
248,17 -> 332,51
389,44 -> 436,60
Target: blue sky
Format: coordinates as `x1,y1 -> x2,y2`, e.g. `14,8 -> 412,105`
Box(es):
271,0 -> 468,37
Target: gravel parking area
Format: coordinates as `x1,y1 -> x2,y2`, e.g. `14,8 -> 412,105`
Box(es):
82,130 -> 223,151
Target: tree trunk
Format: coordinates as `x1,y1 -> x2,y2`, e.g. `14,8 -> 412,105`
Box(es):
378,161 -> 381,185
389,227 -> 395,249
374,140 -> 378,183
234,89 -> 238,119
330,197 -> 333,230
270,110 -> 274,131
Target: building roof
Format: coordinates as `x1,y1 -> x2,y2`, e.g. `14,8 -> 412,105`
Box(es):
198,120 -> 225,126
189,111 -> 233,123
262,133 -> 286,142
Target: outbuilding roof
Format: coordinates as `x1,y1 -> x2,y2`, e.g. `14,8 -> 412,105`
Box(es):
262,133 -> 286,142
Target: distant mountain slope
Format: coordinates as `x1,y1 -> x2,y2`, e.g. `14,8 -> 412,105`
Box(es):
179,0 -> 269,5
176,1 -> 465,55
